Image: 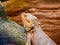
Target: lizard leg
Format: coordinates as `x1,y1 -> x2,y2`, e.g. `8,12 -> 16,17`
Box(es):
25,32 -> 32,45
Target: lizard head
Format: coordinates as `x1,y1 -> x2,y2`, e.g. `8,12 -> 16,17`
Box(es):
21,13 -> 40,32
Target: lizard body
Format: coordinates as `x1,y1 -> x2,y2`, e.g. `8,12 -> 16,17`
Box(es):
21,13 -> 57,45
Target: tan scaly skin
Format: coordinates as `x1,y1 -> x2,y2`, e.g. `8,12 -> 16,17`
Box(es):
21,13 -> 41,45
21,13 -> 57,45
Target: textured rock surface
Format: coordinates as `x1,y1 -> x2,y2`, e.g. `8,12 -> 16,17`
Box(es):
3,1 -> 60,45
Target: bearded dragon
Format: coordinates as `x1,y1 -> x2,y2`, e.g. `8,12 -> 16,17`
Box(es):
21,13 -> 57,45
